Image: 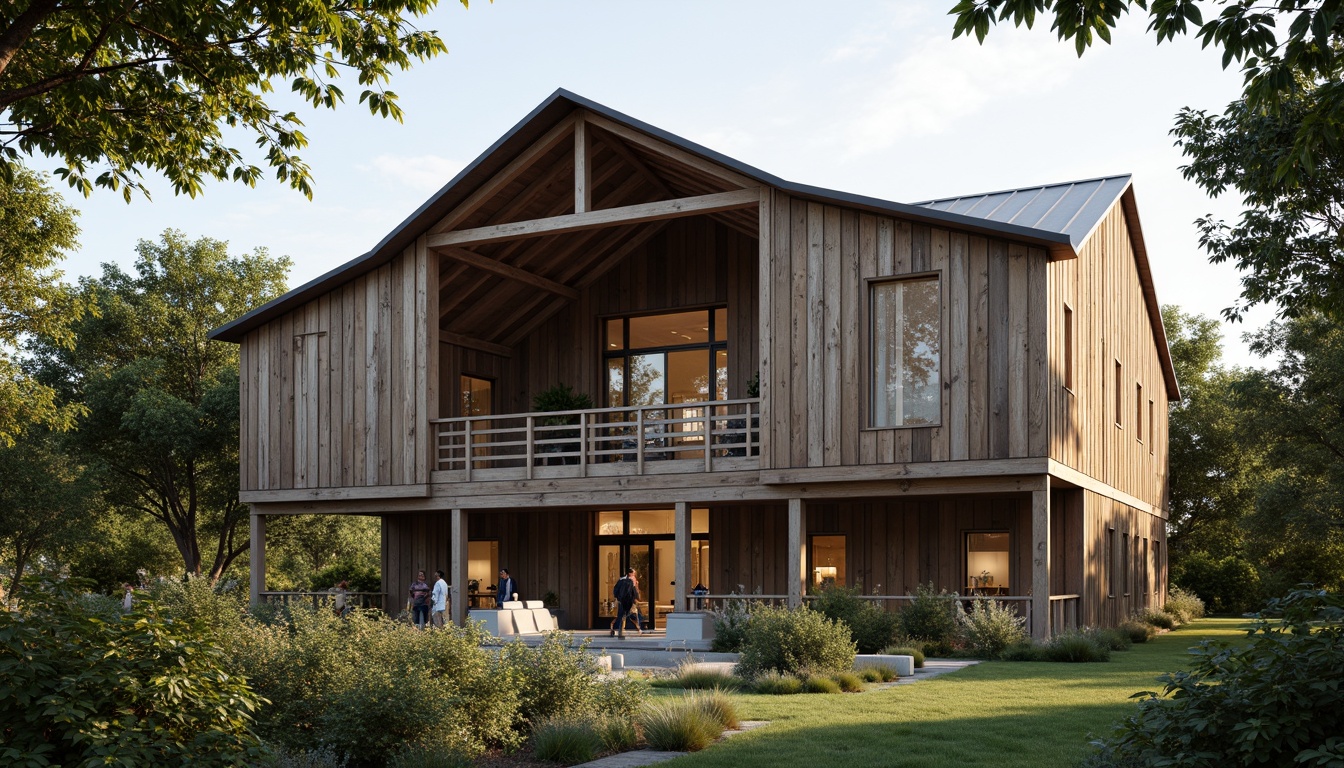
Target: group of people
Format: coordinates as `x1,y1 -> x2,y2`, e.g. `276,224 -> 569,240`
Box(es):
407,567 -> 518,630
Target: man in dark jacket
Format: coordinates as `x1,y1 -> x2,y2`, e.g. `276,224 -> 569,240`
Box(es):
496,568 -> 519,607
611,567 -> 639,638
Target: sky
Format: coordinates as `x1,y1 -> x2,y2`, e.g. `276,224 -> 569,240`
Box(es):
38,1 -> 1271,368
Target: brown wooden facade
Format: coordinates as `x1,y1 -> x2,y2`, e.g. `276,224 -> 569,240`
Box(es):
220,91 -> 1175,638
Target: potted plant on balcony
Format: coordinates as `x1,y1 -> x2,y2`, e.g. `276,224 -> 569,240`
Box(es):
532,384 -> 593,465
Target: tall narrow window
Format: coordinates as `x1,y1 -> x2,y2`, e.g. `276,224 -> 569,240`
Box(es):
1107,527 -> 1116,598
1136,383 -> 1144,442
1149,399 -> 1155,455
1114,361 -> 1123,427
461,375 -> 493,417
870,276 -> 941,427
1122,532 -> 1131,596
809,535 -> 846,589
1063,304 -> 1074,391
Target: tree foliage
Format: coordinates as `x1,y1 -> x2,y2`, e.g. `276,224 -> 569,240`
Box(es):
951,1 -> 1344,320
31,231 -> 289,583
0,0 -> 457,201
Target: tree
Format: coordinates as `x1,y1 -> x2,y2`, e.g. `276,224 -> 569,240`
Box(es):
0,166 -> 83,445
0,1 -> 456,201
950,1 -> 1344,320
32,230 -> 288,583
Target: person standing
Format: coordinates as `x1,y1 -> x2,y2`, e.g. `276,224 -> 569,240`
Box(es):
431,569 -> 449,628
496,568 -> 519,607
611,567 -> 640,639
331,580 -> 350,618
121,584 -> 134,612
408,570 -> 431,630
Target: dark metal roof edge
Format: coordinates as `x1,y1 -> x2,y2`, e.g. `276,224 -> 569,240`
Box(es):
1118,185 -> 1181,402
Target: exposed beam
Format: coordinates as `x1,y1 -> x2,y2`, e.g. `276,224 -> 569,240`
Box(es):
591,125 -> 674,199
583,113 -> 758,189
428,114 -> 577,235
438,245 -> 579,301
574,114 -> 591,214
426,188 -> 761,249
438,330 -> 513,358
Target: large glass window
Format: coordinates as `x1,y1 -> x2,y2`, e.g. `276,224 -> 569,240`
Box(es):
966,532 -> 1010,594
605,308 -> 728,408
871,276 -> 941,427
461,375 -> 492,417
810,535 -> 847,589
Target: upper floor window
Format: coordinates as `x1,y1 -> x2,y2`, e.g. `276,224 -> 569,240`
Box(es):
870,275 -> 941,427
1063,303 -> 1074,392
1114,360 -> 1123,428
1136,382 -> 1144,442
605,308 -> 727,407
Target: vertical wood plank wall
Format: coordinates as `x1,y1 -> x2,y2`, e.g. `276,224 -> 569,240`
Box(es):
760,194 -> 1051,471
1048,203 -> 1171,511
1079,489 -> 1167,626
438,217 -> 759,415
239,245 -> 434,491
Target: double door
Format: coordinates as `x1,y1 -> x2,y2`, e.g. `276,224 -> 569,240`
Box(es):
595,539 -> 674,630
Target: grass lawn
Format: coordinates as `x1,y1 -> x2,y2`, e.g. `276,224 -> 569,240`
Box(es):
665,618 -> 1250,768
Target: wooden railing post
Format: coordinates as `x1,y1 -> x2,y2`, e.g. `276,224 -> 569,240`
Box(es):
526,415 -> 534,480
704,405 -> 713,472
463,419 -> 473,481
579,411 -> 589,477
636,408 -> 645,474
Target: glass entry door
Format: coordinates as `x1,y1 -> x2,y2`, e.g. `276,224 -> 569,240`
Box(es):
594,541 -> 674,630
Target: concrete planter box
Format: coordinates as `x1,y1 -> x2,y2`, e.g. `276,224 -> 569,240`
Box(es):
665,611 -> 716,643
855,653 -> 915,677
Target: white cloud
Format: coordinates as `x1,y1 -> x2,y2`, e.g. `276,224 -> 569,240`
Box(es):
361,153 -> 466,193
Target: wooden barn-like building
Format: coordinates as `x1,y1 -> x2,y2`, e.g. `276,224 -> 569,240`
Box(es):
211,90 -> 1176,638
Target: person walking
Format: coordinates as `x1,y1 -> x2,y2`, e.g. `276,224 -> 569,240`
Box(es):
431,569 -> 449,628
496,568 -> 519,607
408,570 -> 431,630
611,567 -> 640,638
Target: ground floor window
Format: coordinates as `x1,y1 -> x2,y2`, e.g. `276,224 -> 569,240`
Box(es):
809,534 -> 846,590
594,508 -> 709,629
466,539 -> 499,608
966,532 -> 1010,594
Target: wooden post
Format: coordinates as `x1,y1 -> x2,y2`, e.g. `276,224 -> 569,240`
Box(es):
451,508 -> 468,627
674,502 -> 692,612
787,498 -> 806,608
249,509 -> 265,607
1032,486 -> 1051,641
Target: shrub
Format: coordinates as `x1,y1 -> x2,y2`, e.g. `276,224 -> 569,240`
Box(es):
802,674 -> 842,693
832,671 -> 865,692
386,745 -> 473,768
858,667 -> 884,683
594,714 -> 638,753
691,688 -> 741,730
735,604 -> 857,678
883,644 -> 926,668
869,664 -> 899,682
1140,608 -> 1176,630
1118,619 -> 1154,644
1001,642 -> 1043,662
710,592 -> 760,652
752,671 -> 803,695
674,663 -> 744,691
1084,588 -> 1344,768
955,598 -> 1028,659
311,559 -> 381,593
271,744 -> 348,768
1163,585 -> 1207,623
497,633 -> 615,727
530,718 -> 602,765
1041,630 -> 1111,663
0,575 -> 268,767
1171,551 -> 1262,614
898,583 -> 959,650
1085,627 -> 1133,652
810,584 -> 901,653
639,698 -> 722,751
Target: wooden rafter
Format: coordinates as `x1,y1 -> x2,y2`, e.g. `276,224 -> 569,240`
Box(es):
426,189 -> 760,249
438,330 -> 512,358
438,246 -> 578,300
574,114 -> 591,214
583,113 -> 757,189
591,125 -> 674,199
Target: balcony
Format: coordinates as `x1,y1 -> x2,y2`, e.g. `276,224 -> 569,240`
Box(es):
431,398 -> 760,482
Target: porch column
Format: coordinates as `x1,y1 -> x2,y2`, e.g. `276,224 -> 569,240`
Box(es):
249,509 -> 265,607
787,498 -> 806,608
674,502 -> 692,612
450,508 -> 468,627
1031,486 -> 1051,641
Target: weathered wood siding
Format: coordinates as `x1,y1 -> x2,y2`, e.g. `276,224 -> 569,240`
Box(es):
382,509 -> 591,628
239,243 -> 437,491
438,217 -> 759,415
1078,489 -> 1166,627
758,192 -> 1050,470
1048,203 -> 1170,510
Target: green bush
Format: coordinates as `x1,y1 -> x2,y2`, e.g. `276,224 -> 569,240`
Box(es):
1041,630 -> 1111,663
710,593 -> 760,652
735,604 -> 857,678
497,633 -> 617,727
594,713 -> 639,753
802,674 -> 842,694
883,644 -> 926,668
691,688 -> 741,730
271,744 -> 348,768
1117,619 -> 1154,643
1085,627 -> 1133,652
530,717 -> 602,765
311,559 -> 381,593
858,667 -> 884,683
0,575 -> 268,767
639,698 -> 722,751
386,745 -> 472,768
810,584 -> 901,653
752,671 -> 803,695
1171,551 -> 1262,614
832,671 -> 865,692
1163,585 -> 1207,623
1140,608 -> 1176,630
871,664 -> 899,682
674,663 -> 744,691
1001,642 -> 1044,662
1084,589 -> 1344,768
955,598 -> 1028,659
898,583 -> 959,651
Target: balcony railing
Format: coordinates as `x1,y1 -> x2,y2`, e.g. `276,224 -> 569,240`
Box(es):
431,398 -> 760,481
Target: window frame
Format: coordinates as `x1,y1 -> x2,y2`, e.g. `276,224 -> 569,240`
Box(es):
863,271 -> 944,430
1136,382 -> 1144,443
1063,302 -> 1075,394
1114,360 -> 1124,428
601,305 -> 729,409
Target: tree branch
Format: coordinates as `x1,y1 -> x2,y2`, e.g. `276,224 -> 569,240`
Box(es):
0,0 -> 61,79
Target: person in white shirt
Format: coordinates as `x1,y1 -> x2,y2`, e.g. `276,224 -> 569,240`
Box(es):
431,569 -> 449,628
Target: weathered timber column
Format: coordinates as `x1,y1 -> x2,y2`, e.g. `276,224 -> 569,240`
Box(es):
674,502 -> 692,612
1031,486 -> 1051,641
451,508 -> 468,627
787,499 -> 806,608
249,509 -> 265,607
